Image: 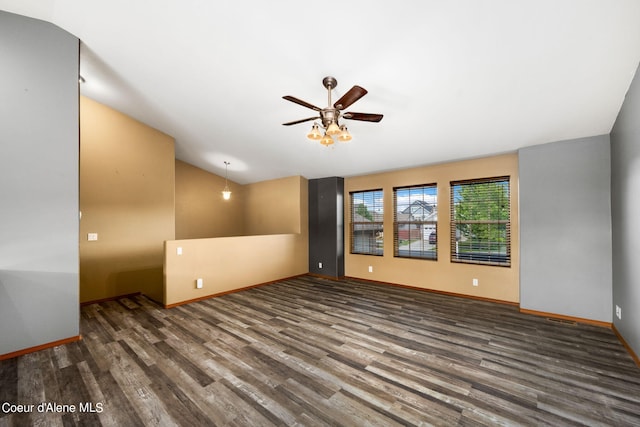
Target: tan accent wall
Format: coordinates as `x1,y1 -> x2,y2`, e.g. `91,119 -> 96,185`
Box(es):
243,176 -> 304,235
80,96 -> 175,303
345,154 -> 520,303
175,160 -> 244,239
165,176 -> 308,306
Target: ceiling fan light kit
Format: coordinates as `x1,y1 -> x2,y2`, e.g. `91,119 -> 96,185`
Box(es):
283,76 -> 383,147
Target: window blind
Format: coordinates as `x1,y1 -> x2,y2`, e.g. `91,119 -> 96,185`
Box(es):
350,189 -> 384,256
450,176 -> 510,266
393,184 -> 438,260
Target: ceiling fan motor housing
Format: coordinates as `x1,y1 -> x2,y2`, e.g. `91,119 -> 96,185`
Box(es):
320,108 -> 339,128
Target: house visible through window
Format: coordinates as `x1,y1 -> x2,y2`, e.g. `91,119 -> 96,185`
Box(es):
350,189 -> 383,255
394,184 -> 437,260
450,176 -> 510,266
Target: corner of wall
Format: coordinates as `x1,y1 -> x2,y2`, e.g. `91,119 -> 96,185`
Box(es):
80,97 -> 175,303
610,60 -> 640,359
1,10 -> 80,356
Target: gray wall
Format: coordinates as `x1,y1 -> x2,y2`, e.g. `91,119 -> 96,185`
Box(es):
519,135 -> 612,322
611,63 -> 640,357
0,11 -> 79,355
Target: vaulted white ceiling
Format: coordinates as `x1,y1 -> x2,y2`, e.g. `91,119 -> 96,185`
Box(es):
2,1 -> 640,184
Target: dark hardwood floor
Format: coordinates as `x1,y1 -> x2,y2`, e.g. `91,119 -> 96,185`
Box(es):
1,275 -> 639,426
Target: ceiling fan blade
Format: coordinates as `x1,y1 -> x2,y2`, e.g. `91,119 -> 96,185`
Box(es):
283,96 -> 322,111
334,85 -> 368,110
282,116 -> 320,126
343,112 -> 384,122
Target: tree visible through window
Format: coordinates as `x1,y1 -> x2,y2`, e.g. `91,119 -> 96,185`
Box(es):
450,177 -> 510,266
394,184 -> 437,259
350,189 -> 383,255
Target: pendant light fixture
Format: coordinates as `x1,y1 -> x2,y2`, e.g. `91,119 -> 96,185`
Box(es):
222,161 -> 232,200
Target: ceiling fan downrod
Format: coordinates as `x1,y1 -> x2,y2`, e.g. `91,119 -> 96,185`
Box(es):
322,76 -> 338,108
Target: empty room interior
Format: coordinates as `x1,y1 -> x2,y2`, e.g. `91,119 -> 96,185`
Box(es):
2,1 -> 640,425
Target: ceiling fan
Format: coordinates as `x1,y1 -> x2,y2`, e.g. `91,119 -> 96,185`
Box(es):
282,76 -> 383,146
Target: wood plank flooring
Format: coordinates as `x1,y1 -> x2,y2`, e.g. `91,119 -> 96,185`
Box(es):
1,275 -> 639,426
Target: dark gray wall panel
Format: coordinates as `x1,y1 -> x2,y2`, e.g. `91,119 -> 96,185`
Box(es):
519,135 -> 612,322
309,177 -> 344,278
0,11 -> 79,355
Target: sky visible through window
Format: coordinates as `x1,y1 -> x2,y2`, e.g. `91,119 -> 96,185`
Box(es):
351,190 -> 383,216
395,186 -> 437,214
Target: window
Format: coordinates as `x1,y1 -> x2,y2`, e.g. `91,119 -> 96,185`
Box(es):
450,176 -> 510,266
350,189 -> 384,255
394,184 -> 437,259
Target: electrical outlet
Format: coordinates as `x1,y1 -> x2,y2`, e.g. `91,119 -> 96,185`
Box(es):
368,266 -> 373,273
616,305 -> 622,320
472,278 -> 478,286
177,247 -> 183,255
196,278 -> 203,289
87,233 -> 98,241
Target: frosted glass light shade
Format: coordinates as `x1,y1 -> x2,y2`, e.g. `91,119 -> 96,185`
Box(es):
326,121 -> 341,135
222,185 -> 231,200
320,134 -> 334,146
338,125 -> 352,142
307,123 -> 322,140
